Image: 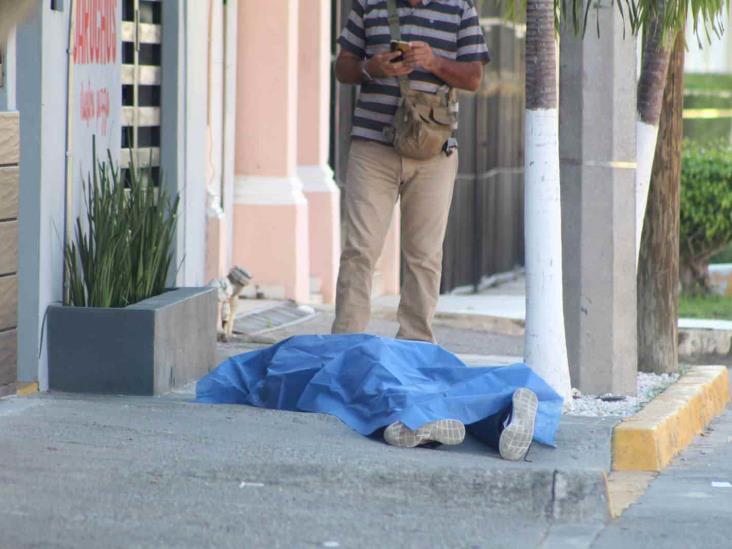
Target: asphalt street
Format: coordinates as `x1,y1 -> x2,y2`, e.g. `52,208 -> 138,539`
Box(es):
592,404 -> 732,548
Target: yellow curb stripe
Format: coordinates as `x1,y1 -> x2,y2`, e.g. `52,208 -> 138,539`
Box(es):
612,366 -> 730,472
607,471 -> 656,519
16,382 -> 39,397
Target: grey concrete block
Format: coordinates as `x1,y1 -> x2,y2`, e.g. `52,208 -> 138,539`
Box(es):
559,4 -> 638,396
551,470 -> 611,522
48,287 -> 217,395
678,328 -> 732,358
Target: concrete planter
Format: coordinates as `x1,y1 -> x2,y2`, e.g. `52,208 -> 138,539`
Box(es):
48,287 -> 217,395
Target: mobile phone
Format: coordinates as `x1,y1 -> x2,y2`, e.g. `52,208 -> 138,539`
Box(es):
390,40 -> 410,63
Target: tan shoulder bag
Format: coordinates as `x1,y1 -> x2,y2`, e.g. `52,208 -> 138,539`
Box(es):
383,0 -> 457,160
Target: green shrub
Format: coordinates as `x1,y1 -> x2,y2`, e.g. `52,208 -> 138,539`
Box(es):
683,73 -> 732,144
684,73 -> 732,93
680,140 -> 732,294
65,144 -> 179,307
710,242 -> 732,263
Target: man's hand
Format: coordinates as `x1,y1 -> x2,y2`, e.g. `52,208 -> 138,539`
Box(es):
336,45 -> 483,92
365,50 -> 414,78
405,41 -> 483,92
335,50 -> 413,85
403,41 -> 439,72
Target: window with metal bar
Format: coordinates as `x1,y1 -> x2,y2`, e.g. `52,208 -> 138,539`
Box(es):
121,0 -> 162,186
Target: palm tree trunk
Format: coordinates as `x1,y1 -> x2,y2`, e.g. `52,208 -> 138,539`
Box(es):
524,0 -> 571,401
637,31 -> 683,374
636,2 -> 672,263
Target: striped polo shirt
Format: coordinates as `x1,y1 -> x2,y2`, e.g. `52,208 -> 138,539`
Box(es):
338,0 -> 490,144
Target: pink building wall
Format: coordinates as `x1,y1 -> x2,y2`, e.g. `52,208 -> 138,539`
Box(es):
232,0 -> 309,303
297,0 -> 340,304
235,0 -> 297,177
205,0 -> 399,305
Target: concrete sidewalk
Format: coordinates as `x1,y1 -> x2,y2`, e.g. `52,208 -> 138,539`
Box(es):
4,304 -> 730,547
376,277 -> 526,322
236,273 -> 732,361
231,303 -> 526,363
0,390 -> 614,549
370,275 -> 732,362
0,311 -> 621,549
373,275 -> 732,333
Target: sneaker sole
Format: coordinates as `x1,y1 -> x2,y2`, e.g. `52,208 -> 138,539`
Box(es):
499,388 -> 538,461
384,419 -> 466,448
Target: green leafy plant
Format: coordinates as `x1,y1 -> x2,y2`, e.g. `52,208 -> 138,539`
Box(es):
680,139 -> 732,294
65,143 -> 179,307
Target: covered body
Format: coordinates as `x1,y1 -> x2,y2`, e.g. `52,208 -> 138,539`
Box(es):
196,334 -> 563,446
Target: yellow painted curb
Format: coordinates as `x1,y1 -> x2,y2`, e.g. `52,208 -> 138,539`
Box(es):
613,366 -> 730,472
607,471 -> 656,518
16,382 -> 39,397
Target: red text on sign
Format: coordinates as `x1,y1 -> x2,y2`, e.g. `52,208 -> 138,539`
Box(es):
74,0 -> 118,65
79,81 -> 111,136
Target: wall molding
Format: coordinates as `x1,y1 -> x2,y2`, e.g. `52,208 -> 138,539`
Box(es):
298,164 -> 339,194
234,175 -> 307,206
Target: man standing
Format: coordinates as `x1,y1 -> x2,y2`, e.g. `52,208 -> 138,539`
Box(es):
332,0 -> 491,342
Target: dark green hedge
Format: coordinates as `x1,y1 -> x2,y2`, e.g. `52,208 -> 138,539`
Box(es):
680,140 -> 732,292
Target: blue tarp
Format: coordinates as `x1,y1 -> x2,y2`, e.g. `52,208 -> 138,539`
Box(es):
196,334 -> 563,446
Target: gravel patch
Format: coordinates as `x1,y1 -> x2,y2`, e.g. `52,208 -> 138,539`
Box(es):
567,372 -> 680,417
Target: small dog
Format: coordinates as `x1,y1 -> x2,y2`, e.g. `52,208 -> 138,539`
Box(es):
209,266 -> 252,341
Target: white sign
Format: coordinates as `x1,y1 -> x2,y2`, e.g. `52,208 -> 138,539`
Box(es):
71,0 -> 121,186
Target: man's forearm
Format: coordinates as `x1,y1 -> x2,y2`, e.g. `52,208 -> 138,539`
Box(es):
335,55 -> 364,85
336,50 -> 483,91
429,57 -> 483,92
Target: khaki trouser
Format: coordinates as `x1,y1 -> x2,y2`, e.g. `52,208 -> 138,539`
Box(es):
332,139 -> 458,342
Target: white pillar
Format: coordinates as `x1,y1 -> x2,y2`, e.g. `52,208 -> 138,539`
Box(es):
233,0 -> 309,303
205,0 -> 226,282
297,0 -> 340,304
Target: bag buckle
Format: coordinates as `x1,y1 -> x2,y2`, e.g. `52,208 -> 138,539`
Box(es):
443,138 -> 458,156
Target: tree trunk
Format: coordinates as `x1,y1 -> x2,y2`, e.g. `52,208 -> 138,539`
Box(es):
524,0 -> 571,401
635,2 -> 672,263
637,31 -> 684,374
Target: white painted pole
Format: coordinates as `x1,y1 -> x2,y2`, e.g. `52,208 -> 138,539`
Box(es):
5,26 -> 16,110
63,0 -> 77,306
635,120 -> 659,264
222,0 -> 238,270
205,0 -> 224,219
524,108 -> 572,403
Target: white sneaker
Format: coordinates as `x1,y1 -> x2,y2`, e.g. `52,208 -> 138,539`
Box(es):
499,388 -> 538,461
383,419 -> 466,448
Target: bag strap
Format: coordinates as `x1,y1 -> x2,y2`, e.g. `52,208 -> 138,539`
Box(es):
385,0 -> 411,98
